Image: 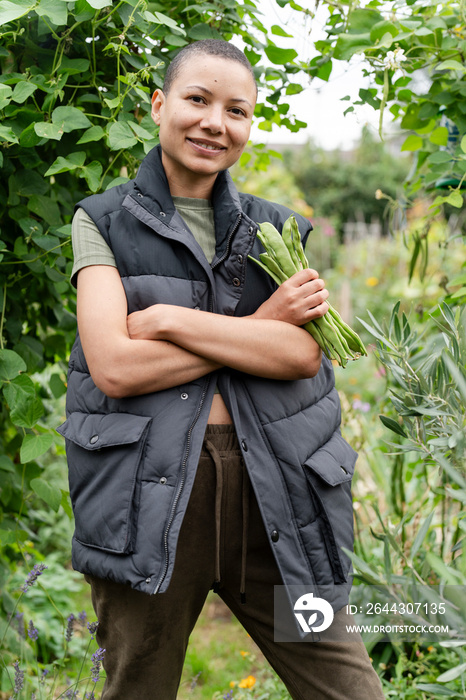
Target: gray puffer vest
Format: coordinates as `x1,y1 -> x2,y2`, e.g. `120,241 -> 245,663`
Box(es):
57,146 -> 356,612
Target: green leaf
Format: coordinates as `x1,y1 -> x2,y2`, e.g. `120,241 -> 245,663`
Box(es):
44,152 -> 86,176
0,0 -> 35,26
3,373 -> 35,408
437,59 -> 466,72
0,83 -> 12,109
11,80 -> 37,104
271,25 -> 293,38
445,190 -> 463,208
334,33 -> 372,61
401,134 -> 423,151
379,414 -> 407,438
0,349 -> 27,381
461,135 -> 466,153
20,434 -> 53,463
80,161 -> 103,192
52,106 -> 92,133
60,489 -> 73,519
427,150 -> 453,164
264,45 -> 298,65
76,125 -> 105,144
103,96 -> 121,110
429,126 -> 448,146
436,663 -> 466,683
187,23 -> 221,40
426,552 -> 464,584
34,121 -> 64,141
49,373 -> 67,399
35,0 -> 68,26
410,510 -> 435,560
86,0 -> 109,7
107,121 -> 138,150
417,684 -> 464,697
60,57 -> 90,75
30,477 -> 62,512
0,125 -> 19,144
27,195 -> 62,226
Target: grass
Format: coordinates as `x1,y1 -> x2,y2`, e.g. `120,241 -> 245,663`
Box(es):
178,593 -> 290,699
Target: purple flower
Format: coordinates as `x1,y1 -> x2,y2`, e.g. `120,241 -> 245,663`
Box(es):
85,694 -> 96,700
87,621 -> 99,639
14,612 -> 25,639
20,563 -> 47,592
352,399 -> 371,413
40,669 -> 50,684
90,647 -> 105,683
64,688 -> 79,699
65,614 -> 75,642
27,619 -> 39,641
13,661 -> 24,695
78,610 -> 88,626
223,692 -> 234,700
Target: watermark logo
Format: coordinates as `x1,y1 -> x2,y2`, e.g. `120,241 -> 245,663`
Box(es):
293,592 -> 334,634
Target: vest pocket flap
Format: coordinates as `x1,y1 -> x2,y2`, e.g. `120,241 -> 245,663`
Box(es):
304,433 -> 357,486
57,412 -> 152,450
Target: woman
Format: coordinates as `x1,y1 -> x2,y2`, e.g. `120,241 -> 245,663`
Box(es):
58,39 -> 384,700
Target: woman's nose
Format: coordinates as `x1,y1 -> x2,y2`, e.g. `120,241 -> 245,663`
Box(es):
199,105 -> 225,134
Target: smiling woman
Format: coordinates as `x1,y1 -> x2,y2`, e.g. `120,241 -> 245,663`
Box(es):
151,54 -> 257,198
59,38 -> 384,700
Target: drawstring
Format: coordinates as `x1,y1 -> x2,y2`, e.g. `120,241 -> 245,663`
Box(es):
204,438 -> 223,592
203,436 -> 249,604
240,458 -> 249,605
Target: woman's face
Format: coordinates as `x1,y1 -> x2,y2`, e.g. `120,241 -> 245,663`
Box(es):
151,54 -> 257,196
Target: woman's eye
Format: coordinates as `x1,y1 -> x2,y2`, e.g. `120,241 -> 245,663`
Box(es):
230,107 -> 246,116
189,95 -> 205,104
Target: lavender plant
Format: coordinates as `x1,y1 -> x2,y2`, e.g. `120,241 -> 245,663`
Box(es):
1,564 -> 104,699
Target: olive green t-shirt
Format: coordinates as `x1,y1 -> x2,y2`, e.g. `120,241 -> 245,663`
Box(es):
71,196 -> 215,286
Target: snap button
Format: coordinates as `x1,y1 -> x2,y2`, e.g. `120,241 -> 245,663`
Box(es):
159,211 -> 166,217
137,192 -> 143,198
248,226 -> 255,235
89,435 -> 99,445
237,254 -> 243,264
271,530 -> 279,543
145,577 -> 151,584
340,466 -> 348,474
232,277 -> 241,287
181,392 -> 189,400
160,477 -> 167,485
241,439 -> 248,452
194,305 -> 200,310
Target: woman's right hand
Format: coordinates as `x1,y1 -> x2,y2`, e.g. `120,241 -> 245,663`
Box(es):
251,268 -> 329,326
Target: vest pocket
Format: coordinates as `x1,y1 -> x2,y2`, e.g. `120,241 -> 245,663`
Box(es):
57,412 -> 152,554
303,433 -> 357,584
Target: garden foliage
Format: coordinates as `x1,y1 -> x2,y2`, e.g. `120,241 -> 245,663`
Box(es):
0,0 -> 465,697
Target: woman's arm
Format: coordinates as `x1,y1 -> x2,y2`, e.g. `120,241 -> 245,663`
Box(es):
77,265 -> 221,398
77,264 -> 328,399
127,267 -> 329,382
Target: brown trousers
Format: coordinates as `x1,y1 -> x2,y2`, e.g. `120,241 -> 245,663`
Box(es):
87,425 -> 385,699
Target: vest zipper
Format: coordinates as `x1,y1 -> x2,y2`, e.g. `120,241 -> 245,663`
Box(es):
152,376 -> 210,595
211,213 -> 242,270
152,214 -> 241,594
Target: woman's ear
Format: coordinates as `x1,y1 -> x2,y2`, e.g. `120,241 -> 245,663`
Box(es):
151,89 -> 164,125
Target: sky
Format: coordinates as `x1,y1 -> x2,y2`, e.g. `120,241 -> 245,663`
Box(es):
248,0 -> 383,150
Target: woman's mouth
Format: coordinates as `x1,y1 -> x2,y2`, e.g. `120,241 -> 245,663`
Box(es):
187,138 -> 226,152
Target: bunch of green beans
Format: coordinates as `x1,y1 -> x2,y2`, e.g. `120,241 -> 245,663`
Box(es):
249,215 -> 367,368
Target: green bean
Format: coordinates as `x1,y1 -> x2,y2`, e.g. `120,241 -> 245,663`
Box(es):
257,223 -> 298,278
249,215 -> 367,367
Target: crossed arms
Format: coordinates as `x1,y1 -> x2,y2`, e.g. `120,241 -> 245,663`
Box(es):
76,265 -> 329,399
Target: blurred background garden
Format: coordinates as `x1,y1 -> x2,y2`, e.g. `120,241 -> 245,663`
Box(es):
0,0 -> 465,698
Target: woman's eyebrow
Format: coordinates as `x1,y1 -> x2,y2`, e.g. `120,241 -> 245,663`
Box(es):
185,84 -> 253,108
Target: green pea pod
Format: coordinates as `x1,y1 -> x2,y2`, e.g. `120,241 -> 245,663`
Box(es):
257,222 -> 298,278
282,217 -> 302,271
248,255 -> 283,286
290,216 -> 309,270
259,253 -> 288,284
328,305 -> 367,355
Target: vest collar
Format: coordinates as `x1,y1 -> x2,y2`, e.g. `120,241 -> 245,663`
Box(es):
132,145 -> 243,255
